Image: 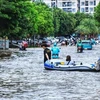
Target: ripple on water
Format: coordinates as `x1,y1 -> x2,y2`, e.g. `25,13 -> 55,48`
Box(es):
0,46 -> 100,100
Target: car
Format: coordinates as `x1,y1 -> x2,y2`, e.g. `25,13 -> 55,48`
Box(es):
81,40 -> 92,50
61,40 -> 66,45
42,40 -> 52,47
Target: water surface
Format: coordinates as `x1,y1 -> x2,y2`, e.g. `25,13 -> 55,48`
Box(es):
0,45 -> 100,100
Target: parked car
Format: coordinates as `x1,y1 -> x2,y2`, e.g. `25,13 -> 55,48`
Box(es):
81,40 -> 92,50
61,40 -> 66,45
42,40 -> 52,47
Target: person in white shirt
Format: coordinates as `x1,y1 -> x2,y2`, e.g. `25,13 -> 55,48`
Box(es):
66,55 -> 75,65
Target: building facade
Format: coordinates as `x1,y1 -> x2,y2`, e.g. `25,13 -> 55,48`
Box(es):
80,0 -> 100,14
40,0 -> 100,13
43,0 -> 78,13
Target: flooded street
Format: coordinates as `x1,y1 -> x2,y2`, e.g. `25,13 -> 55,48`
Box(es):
0,44 -> 100,100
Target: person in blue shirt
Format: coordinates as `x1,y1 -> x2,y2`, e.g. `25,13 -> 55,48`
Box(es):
51,42 -> 60,59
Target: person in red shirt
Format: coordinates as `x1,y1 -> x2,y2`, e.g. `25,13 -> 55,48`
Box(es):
19,40 -> 28,50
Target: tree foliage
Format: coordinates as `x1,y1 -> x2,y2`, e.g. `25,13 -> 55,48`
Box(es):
0,0 -> 37,39
0,0 -> 99,39
34,3 -> 54,36
74,11 -> 94,28
75,18 -> 99,35
94,2 -> 100,26
53,8 -> 76,36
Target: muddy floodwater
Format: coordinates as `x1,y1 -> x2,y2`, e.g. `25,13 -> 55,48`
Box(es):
0,44 -> 100,100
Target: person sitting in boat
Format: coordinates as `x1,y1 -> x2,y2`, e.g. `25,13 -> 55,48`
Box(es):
94,58 -> 100,70
51,42 -> 60,59
65,55 -> 75,65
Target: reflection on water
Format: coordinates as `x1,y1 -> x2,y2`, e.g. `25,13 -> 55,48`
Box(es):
0,45 -> 100,100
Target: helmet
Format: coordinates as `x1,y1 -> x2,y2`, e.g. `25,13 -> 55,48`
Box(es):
54,42 -> 57,46
78,40 -> 81,43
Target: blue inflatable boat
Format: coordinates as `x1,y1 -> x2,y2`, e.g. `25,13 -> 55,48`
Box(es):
44,59 -> 100,72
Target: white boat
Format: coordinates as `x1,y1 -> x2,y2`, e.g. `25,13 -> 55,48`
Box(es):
44,59 -> 100,72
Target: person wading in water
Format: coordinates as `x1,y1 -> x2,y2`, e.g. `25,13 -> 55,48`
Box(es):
41,43 -> 51,63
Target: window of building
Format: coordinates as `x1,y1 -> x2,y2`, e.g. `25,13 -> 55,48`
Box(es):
58,2 -> 62,7
81,2 -> 84,6
62,2 -> 72,7
85,7 -> 89,12
90,7 -> 94,12
85,1 -> 88,6
67,8 -> 72,12
81,8 -> 85,12
63,8 -> 72,12
62,2 -> 67,7
94,0 -> 96,5
67,2 -> 72,6
90,1 -> 94,5
63,8 -> 67,12
72,2 -> 75,6
72,8 -> 76,12
51,2 -> 56,7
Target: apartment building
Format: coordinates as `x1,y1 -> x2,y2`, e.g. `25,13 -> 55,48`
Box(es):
43,0 -> 78,13
33,0 -> 100,13
80,0 -> 100,14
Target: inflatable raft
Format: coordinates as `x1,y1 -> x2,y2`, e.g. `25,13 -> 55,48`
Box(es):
44,59 -> 100,72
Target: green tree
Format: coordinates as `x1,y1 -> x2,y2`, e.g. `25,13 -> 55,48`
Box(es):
75,18 -> 99,37
0,0 -> 15,37
94,2 -> 100,26
0,0 -> 37,39
74,11 -> 93,27
34,3 -> 54,37
52,8 -> 60,36
53,8 -> 76,36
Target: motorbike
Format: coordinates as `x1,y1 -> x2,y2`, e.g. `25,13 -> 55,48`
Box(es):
77,46 -> 83,53
19,41 -> 28,51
